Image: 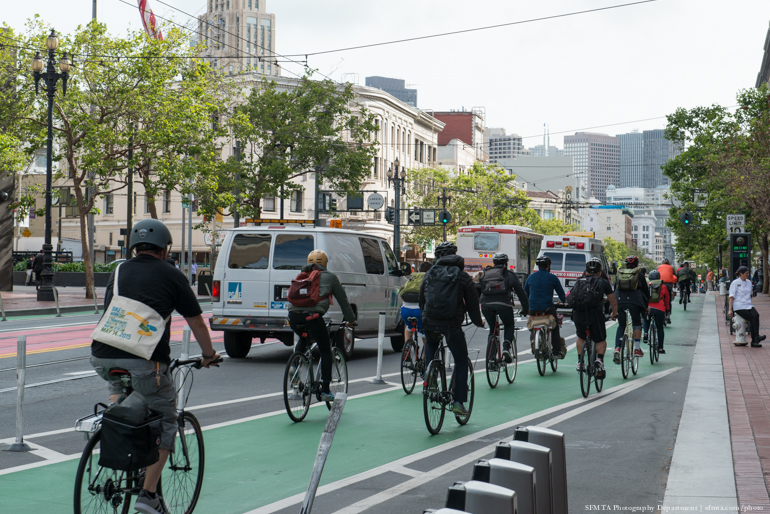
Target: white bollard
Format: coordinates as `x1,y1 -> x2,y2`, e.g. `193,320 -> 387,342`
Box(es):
177,326 -> 192,410
0,290 -> 6,321
92,285 -> 100,314
5,336 -> 31,452
371,312 -> 386,385
205,282 -> 213,304
52,287 -> 61,317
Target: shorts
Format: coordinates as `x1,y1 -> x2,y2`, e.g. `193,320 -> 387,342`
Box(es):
91,356 -> 178,451
401,306 -> 423,334
572,310 -> 607,343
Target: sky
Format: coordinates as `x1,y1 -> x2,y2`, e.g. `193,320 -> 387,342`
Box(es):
4,0 -> 769,148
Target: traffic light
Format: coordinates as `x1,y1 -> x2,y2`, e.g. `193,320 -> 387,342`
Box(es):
679,211 -> 694,225
439,210 -> 452,224
385,206 -> 396,225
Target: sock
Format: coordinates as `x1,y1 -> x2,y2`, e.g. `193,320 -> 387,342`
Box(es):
143,490 -> 156,499
597,353 -> 604,361
634,339 -> 641,350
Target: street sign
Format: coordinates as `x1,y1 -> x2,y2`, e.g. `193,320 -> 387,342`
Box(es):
22,228 -> 31,238
408,210 -> 421,225
727,214 -> 746,234
422,210 -> 435,225
366,193 -> 384,210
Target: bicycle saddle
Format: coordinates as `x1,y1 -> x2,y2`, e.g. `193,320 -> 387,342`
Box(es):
108,368 -> 131,377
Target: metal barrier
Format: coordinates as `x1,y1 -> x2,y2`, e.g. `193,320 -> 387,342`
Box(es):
445,480 -> 517,514
496,440 -> 553,514
371,312 -> 386,385
473,458 -> 537,514
4,336 -> 31,452
515,426 -> 568,514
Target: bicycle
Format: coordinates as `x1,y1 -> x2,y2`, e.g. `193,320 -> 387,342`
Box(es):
485,310 -> 517,388
283,319 -> 349,422
647,312 -> 660,365
578,328 -> 604,398
74,357 -> 220,514
423,331 -> 476,435
680,283 -> 691,311
619,309 -> 639,379
528,304 -> 566,376
401,317 -> 426,394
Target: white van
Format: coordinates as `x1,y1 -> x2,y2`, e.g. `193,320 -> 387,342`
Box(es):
209,223 -> 409,360
537,232 -> 609,291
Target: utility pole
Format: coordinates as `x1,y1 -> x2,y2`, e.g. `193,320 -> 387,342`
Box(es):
86,0 -> 97,267
233,140 -> 240,228
126,129 -> 133,252
387,157 -> 407,259
188,191 -> 193,284
437,185 -> 452,242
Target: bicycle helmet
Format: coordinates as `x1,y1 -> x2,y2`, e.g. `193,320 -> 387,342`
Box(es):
662,258 -> 670,265
307,249 -> 328,267
640,266 -> 647,276
649,270 -> 661,280
434,241 -> 457,258
536,256 -> 551,269
585,257 -> 602,274
625,255 -> 639,268
492,252 -> 509,265
129,218 -> 173,254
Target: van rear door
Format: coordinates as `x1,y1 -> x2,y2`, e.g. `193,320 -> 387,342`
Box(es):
269,232 -> 315,318
223,232 -> 273,318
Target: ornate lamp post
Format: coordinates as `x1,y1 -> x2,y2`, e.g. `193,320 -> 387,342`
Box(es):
32,30 -> 70,301
387,157 -> 407,259
436,184 -> 452,242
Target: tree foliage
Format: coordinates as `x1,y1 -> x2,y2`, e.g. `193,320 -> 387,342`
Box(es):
602,237 -> 657,270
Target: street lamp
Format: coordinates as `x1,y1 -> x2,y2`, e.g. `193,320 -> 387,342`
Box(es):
387,157 -> 407,259
32,29 -> 69,301
437,183 -> 452,242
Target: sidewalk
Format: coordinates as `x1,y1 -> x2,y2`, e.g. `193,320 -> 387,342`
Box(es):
717,292 -> 770,508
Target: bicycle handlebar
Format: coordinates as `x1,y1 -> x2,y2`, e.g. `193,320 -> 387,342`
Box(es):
172,357 -> 224,370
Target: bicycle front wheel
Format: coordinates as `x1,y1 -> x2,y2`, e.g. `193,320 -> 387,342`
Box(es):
283,353 -> 311,422
653,327 -> 660,362
423,363 -> 445,435
485,337 -> 500,388
326,347 -> 348,410
161,411 -> 204,514
535,331 -> 546,376
649,321 -> 656,365
620,336 -> 630,379
550,352 -> 558,372
579,343 -> 591,398
504,337 -> 517,384
74,430 -> 135,514
400,339 -> 418,394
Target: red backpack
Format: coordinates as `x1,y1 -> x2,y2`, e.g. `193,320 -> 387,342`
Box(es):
287,267 -> 329,307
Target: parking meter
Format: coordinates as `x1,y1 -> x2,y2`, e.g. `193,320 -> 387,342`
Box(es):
729,233 -> 751,281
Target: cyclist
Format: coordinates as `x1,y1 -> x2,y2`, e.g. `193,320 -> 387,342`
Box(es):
478,252 -> 529,364
572,258 -> 618,378
657,258 -> 676,324
643,270 -> 670,355
287,250 -> 357,402
613,255 -> 650,362
676,262 -> 697,304
90,218 -> 220,514
524,256 -> 567,359
399,261 -> 433,348
419,241 -> 484,417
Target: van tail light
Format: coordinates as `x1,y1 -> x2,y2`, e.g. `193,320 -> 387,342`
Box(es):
212,280 -> 221,302
546,241 -> 555,248
569,242 -> 576,247
576,243 -> 585,249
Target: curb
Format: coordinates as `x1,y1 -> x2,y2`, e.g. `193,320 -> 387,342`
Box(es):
0,296 -> 213,319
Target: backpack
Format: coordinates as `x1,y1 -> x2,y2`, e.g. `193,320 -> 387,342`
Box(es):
617,267 -> 640,291
649,279 -> 663,302
287,267 -> 328,307
399,272 -> 425,303
423,265 -> 461,321
677,268 -> 691,283
567,275 -> 605,310
480,267 -> 508,296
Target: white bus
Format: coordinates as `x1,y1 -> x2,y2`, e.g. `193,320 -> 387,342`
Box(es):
456,225 -> 544,280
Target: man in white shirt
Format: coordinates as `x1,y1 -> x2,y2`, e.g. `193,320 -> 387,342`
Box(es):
729,266 -> 765,347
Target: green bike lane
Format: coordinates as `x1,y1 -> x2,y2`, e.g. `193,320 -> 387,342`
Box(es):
0,296 -> 703,514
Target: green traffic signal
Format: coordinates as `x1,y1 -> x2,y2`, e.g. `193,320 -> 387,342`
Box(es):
440,210 -> 452,224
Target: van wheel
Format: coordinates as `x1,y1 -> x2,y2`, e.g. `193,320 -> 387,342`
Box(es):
333,327 -> 355,360
390,320 -> 406,352
224,332 -> 252,358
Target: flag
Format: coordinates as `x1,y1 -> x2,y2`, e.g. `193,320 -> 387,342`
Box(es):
138,0 -> 164,40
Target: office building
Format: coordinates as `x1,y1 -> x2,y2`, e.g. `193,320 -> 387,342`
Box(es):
365,76 -> 417,106
486,128 -> 528,163
757,20 -> 770,87
529,145 -> 564,157
619,131 -> 644,187
643,129 -> 681,188
584,205 -> 633,247
564,132 -> 620,202
631,211 -> 657,258
427,109 -> 486,161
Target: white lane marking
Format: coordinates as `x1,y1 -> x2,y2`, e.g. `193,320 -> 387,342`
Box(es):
0,373 -> 100,394
64,371 -> 97,376
26,441 -> 68,461
389,465 -> 424,478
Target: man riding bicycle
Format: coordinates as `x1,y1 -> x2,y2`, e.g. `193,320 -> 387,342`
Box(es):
572,258 -> 618,378
478,253 -> 529,364
524,256 -> 567,359
643,270 -> 670,354
399,261 -> 433,350
676,262 -> 697,304
287,250 -> 357,403
657,258 -> 676,324
91,218 -> 220,514
419,241 -> 484,417
613,255 -> 650,362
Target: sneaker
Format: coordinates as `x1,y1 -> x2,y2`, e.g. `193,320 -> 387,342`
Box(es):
613,349 -> 621,364
634,348 -> 644,357
320,392 -> 335,402
558,345 -> 567,360
643,333 -> 649,343
595,359 -> 606,379
665,316 -> 671,325
502,350 -> 513,364
134,490 -> 168,514
658,348 -> 666,354
679,298 -> 682,304
452,402 -> 469,416
576,361 -> 585,372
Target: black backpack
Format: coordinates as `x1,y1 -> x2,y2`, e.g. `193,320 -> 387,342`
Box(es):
568,275 -> 605,311
480,267 -> 508,296
423,265 -> 461,320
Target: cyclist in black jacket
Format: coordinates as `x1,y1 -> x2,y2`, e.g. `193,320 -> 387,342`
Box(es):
613,255 -> 650,362
419,241 -> 484,417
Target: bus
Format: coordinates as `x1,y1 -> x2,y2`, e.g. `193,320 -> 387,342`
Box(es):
456,225 -> 544,280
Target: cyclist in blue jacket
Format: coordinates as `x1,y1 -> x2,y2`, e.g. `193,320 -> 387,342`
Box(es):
524,256 -> 567,358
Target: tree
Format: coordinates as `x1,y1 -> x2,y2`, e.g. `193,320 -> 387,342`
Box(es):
0,19 -> 229,297
603,237 -> 656,270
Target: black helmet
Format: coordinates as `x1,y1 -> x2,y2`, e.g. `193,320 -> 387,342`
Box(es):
536,256 -> 551,268
640,266 -> 647,275
625,255 -> 639,268
129,218 -> 173,254
492,252 -> 509,265
585,257 -> 602,274
434,241 -> 457,258
662,258 -> 670,265
649,270 -> 661,280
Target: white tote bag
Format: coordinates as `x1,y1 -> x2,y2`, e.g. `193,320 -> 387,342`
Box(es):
90,264 -> 169,360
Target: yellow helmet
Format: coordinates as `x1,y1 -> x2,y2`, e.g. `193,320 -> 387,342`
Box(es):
307,249 -> 328,267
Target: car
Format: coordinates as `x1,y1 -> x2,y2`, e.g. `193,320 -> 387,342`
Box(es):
209,222 -> 410,360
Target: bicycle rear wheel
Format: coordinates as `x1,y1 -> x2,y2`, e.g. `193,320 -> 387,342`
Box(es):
550,353 -> 558,372
74,430 -> 135,514
683,291 -> 687,310
653,328 -> 660,362
451,358 -> 475,426
620,335 -> 630,379
326,347 -> 348,410
400,340 -> 418,394
535,331 -> 546,376
283,353 -> 311,422
593,343 -> 604,392
485,337 -> 500,388
649,320 -> 656,365
631,344 -> 639,375
162,411 -> 204,514
579,343 -> 591,398
423,363 -> 445,435
504,337 -> 517,384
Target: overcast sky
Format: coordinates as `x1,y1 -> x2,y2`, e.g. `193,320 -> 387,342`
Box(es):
5,0 -> 769,148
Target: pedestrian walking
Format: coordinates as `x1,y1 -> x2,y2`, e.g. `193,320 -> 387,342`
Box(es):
33,249 -> 45,289
191,261 -> 198,285
25,255 -> 35,285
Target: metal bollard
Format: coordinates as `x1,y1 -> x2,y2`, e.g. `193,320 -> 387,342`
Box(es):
5,336 -> 31,452
177,327 -> 192,410
92,285 -> 100,314
371,312 -> 386,385
496,440 -> 553,514
515,426 -> 568,514
0,290 -> 6,321
445,480 -> 516,514
473,458 -> 537,514
52,287 -> 62,317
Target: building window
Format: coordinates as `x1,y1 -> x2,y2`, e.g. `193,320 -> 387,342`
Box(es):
145,196 -> 151,214
163,190 -> 171,213
109,232 -> 113,245
290,191 -> 302,213
606,216 -> 611,222
104,194 -> 114,215
263,196 -> 275,212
